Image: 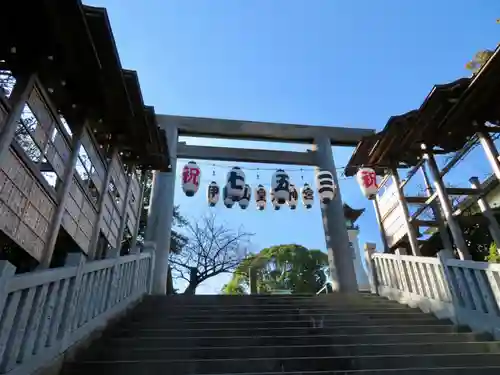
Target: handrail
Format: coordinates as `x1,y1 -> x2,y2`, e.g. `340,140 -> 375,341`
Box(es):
316,280 -> 333,295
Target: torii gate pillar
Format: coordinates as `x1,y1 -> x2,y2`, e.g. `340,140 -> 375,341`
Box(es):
313,136 -> 358,293
146,124 -> 178,295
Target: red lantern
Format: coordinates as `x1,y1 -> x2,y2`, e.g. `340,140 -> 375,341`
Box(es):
356,167 -> 378,199
182,161 -> 201,197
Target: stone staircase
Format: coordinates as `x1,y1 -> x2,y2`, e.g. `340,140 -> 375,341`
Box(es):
61,293 -> 500,374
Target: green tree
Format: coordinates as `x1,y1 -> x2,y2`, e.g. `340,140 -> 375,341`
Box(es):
222,244 -> 329,295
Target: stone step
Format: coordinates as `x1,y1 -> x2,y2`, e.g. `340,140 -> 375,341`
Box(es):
61,353 -> 500,374
102,331 -> 492,349
111,324 -> 466,339
121,317 -> 446,330
128,310 -> 432,322
131,306 -> 413,316
85,341 -> 500,361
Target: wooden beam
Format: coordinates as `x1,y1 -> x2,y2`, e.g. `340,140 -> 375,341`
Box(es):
446,187 -> 482,196
176,143 -> 316,166
158,114 -> 375,146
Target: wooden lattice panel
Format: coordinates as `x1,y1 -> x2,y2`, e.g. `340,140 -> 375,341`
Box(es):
61,177 -> 96,254
378,181 -> 407,249
0,148 -> 55,261
80,131 -> 106,194
101,193 -> 120,247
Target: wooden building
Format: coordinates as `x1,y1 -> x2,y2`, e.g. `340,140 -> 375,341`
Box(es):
344,44 -> 500,259
0,1 -> 170,271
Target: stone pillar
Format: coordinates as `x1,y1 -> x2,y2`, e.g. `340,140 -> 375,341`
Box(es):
420,164 -> 454,252
146,124 -> 178,295
477,131 -> 500,181
390,168 -> 421,256
470,176 -> 500,248
347,227 -> 370,291
0,74 -> 36,162
423,147 -> 471,260
363,242 -> 377,294
312,137 -> 357,293
373,195 -> 390,253
40,123 -> 85,268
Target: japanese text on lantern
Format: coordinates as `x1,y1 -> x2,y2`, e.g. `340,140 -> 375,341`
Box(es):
183,166 -> 200,185
360,169 -> 377,189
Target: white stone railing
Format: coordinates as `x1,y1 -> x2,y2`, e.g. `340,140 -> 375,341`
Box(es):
370,252 -> 500,338
0,248 -> 153,375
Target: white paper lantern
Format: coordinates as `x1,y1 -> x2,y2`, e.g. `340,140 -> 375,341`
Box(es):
301,183 -> 314,209
239,184 -> 252,210
356,167 -> 379,199
181,161 -> 201,197
315,169 -> 336,204
255,185 -> 267,211
288,183 -> 298,210
223,185 -> 234,208
207,181 -> 220,207
270,189 -> 281,211
226,167 -> 246,200
271,169 -> 290,204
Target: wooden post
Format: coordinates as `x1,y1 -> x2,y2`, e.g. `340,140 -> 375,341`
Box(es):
420,164 -> 454,252
423,147 -> 471,260
470,176 -> 500,248
115,164 -> 136,254
390,168 -> 421,256
129,170 -> 148,251
40,124 -> 85,268
87,147 -> 117,260
477,131 -> 500,181
0,74 -> 36,163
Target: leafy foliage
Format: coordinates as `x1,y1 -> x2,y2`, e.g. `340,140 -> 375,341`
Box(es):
486,242 -> 500,263
466,50 -> 495,73
222,244 -> 329,295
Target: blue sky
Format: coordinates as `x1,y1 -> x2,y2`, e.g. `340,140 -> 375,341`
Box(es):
88,0 -> 500,293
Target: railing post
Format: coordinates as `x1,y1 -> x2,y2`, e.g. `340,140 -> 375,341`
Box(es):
60,253 -> 86,349
105,249 -> 121,310
129,247 -> 142,296
394,248 -> 411,303
143,241 -> 156,294
0,261 -> 16,313
363,243 -> 378,294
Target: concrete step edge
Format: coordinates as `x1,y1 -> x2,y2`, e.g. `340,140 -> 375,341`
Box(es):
73,352 -> 500,364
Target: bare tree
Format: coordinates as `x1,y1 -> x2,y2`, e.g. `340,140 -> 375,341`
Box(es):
170,213 -> 254,294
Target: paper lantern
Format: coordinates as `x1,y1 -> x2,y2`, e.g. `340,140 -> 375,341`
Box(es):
239,184 -> 252,210
271,169 -> 290,204
226,167 -> 246,200
270,189 -> 281,211
316,169 -> 336,204
356,167 -> 378,199
223,185 -> 234,208
181,161 -> 201,197
301,183 -> 314,209
207,181 -> 220,207
288,183 -> 298,210
255,185 -> 267,211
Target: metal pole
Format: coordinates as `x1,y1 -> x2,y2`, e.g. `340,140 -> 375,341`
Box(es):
373,195 -> 390,253
0,74 -> 36,162
477,131 -> 500,181
423,148 -> 471,260
469,176 -> 500,248
312,137 -> 357,293
390,168 -> 421,256
420,164 -> 454,253
146,124 -> 178,295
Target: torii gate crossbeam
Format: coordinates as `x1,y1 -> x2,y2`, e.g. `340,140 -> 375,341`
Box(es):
147,115 -> 375,295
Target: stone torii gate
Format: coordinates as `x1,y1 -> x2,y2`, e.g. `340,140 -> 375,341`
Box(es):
147,115 -> 375,294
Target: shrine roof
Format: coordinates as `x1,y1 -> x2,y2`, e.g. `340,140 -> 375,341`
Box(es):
343,203 -> 365,223
0,1 -> 170,171
345,46 -> 500,177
